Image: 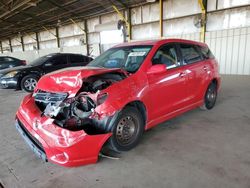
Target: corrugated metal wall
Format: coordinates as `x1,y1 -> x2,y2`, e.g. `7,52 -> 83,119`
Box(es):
206,27 -> 250,75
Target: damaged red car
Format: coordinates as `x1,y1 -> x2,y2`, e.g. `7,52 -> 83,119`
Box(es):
15,39 -> 221,167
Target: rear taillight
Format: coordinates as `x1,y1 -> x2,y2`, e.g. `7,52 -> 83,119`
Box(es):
21,60 -> 27,65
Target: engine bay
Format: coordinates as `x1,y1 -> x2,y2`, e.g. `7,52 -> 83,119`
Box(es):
34,72 -> 126,134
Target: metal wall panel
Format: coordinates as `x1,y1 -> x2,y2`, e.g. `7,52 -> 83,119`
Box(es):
131,6 -> 142,25
163,0 -> 201,19
59,23 -> 85,38
60,36 -> 85,47
163,16 -> 200,36
142,3 -> 159,23
87,17 -> 100,33
132,22 -> 160,40
206,6 -> 250,31
165,32 -> 200,41
206,27 -> 250,75
217,0 -> 250,9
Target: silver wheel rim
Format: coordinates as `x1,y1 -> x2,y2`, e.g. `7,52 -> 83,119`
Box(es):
207,89 -> 216,103
116,115 -> 138,146
24,78 -> 37,91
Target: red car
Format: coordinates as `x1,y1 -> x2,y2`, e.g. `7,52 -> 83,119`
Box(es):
15,39 -> 220,167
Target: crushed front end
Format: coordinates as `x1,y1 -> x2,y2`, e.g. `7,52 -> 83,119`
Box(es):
15,68 -> 126,167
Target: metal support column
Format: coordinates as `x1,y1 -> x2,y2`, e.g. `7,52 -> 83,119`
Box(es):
0,41 -> 3,53
84,19 -> 89,56
35,32 -> 40,50
55,27 -> 60,48
159,0 -> 163,38
127,8 -> 132,41
198,0 -> 207,42
9,38 -> 12,52
21,36 -> 25,51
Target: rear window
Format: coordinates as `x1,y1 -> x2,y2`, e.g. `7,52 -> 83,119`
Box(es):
30,56 -> 51,66
179,44 -> 202,64
0,57 -> 14,62
198,45 -> 215,59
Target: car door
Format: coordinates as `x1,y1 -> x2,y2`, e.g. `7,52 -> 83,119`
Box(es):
178,43 -> 206,104
147,43 -> 188,119
43,54 -> 68,73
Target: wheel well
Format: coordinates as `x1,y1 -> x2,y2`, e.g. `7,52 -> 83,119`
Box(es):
211,78 -> 218,90
125,101 -> 147,125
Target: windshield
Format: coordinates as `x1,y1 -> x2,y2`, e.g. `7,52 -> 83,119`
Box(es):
87,45 -> 152,73
29,55 -> 51,66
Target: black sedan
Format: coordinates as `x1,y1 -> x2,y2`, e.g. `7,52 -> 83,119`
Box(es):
0,56 -> 26,70
0,53 -> 93,92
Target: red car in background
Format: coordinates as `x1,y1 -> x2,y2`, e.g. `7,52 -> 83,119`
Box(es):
15,39 -> 221,167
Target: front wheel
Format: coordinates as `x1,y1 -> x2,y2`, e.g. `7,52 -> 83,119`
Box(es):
201,83 -> 217,110
21,74 -> 39,92
108,106 -> 144,152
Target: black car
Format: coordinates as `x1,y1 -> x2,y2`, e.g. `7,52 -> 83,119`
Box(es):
0,56 -> 26,70
0,53 -> 93,92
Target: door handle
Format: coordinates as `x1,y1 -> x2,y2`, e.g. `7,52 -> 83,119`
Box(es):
179,72 -> 186,78
203,66 -> 208,71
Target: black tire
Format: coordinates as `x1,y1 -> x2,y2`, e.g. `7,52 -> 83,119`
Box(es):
108,106 -> 144,152
20,74 -> 39,92
201,83 -> 217,110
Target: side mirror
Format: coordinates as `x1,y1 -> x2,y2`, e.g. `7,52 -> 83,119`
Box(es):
44,62 -> 53,67
147,64 -> 166,75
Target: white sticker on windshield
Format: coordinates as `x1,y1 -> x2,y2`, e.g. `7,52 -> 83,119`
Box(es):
128,52 -> 147,56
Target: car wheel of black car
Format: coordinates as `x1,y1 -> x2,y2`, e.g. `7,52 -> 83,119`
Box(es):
108,106 -> 144,152
201,82 -> 217,110
21,74 -> 39,92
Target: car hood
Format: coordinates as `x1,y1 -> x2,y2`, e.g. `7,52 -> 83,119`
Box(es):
0,65 -> 33,75
36,66 -> 127,96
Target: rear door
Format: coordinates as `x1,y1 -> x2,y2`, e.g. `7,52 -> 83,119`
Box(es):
178,43 -> 207,104
147,43 -> 188,118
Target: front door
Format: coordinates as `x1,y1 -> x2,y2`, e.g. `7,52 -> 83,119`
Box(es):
147,43 -> 188,120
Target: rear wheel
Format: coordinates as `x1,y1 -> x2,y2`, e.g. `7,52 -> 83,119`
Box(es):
201,82 -> 217,110
21,74 -> 39,92
108,106 -> 144,152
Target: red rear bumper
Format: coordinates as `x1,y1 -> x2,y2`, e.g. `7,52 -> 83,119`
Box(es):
16,94 -> 111,167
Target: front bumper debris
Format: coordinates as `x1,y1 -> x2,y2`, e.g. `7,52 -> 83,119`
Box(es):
15,120 -> 47,162
16,94 -> 112,167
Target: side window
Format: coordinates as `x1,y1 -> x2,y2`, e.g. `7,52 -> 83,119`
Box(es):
199,46 -> 215,59
50,55 -> 67,66
152,44 -> 179,69
70,55 -> 85,64
180,44 -> 202,64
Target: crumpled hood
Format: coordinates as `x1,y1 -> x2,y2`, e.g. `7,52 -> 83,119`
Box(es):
36,66 -> 126,96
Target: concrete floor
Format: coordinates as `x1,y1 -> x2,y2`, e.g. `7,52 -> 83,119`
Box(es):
0,75 -> 250,188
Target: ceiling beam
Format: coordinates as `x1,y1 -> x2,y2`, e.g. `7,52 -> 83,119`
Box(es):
0,0 -> 33,19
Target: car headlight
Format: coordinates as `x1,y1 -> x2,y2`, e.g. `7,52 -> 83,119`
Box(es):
2,71 -> 19,78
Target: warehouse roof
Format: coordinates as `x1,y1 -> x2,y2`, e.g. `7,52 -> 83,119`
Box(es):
0,0 -> 146,40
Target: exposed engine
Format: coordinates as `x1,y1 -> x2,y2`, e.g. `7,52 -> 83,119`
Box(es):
34,72 -> 125,133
